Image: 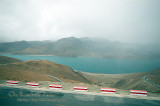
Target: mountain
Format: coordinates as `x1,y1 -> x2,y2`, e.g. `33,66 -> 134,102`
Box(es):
0,37 -> 160,58
0,41 -> 32,53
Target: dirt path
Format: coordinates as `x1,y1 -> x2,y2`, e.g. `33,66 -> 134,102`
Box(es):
144,76 -> 160,90
48,75 -> 63,82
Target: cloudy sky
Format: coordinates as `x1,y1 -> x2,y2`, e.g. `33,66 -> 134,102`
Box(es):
0,0 -> 160,44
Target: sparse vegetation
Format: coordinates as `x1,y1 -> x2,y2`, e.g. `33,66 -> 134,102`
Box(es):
0,59 -> 91,83
80,71 -> 160,93
0,56 -> 159,93
0,55 -> 22,64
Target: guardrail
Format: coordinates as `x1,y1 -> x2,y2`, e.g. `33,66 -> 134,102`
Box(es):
6,80 -> 148,96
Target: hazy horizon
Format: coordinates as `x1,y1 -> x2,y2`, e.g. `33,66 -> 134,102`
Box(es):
0,0 -> 160,45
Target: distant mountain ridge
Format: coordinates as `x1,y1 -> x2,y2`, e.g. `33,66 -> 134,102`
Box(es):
0,37 -> 160,58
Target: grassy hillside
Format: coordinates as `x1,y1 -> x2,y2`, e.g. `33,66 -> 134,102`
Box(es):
80,70 -> 160,92
0,56 -> 159,92
0,68 -> 56,82
0,55 -> 22,64
0,60 -> 91,83
147,69 -> 160,85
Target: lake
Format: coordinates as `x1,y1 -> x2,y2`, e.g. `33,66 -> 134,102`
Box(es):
1,54 -> 160,74
0,87 -> 160,106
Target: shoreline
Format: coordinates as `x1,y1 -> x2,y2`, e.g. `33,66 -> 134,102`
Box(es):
0,54 -> 55,56
0,84 -> 160,101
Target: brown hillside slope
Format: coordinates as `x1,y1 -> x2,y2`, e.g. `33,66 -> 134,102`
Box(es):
0,68 -> 56,82
0,55 -> 22,64
80,70 -> 160,92
147,69 -> 160,85
0,60 -> 91,83
0,55 -> 159,92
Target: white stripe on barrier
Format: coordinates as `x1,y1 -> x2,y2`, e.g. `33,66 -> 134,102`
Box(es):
73,86 -> 88,91
5,80 -> 148,97
6,80 -> 18,85
49,84 -> 62,89
130,90 -> 147,96
101,88 -> 116,93
26,82 -> 39,87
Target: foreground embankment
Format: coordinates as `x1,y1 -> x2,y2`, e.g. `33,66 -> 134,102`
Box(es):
0,80 -> 160,100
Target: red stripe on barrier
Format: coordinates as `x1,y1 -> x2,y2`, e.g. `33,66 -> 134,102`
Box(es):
130,90 -> 147,96
73,86 -> 88,91
49,86 -> 62,88
49,84 -> 62,89
6,80 -> 18,85
74,88 -> 87,90
27,84 -> 39,86
101,90 -> 116,92
26,82 -> 39,87
101,88 -> 116,93
7,82 -> 18,84
130,92 -> 147,95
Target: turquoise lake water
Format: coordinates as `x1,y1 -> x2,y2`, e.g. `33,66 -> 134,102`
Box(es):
0,87 -> 160,106
1,54 -> 160,74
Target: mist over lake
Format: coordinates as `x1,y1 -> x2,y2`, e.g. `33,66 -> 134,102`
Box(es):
2,54 -> 160,74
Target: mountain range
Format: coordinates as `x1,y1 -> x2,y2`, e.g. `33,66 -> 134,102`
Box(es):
0,37 -> 160,58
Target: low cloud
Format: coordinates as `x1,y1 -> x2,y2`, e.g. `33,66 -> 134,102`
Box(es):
0,0 -> 160,44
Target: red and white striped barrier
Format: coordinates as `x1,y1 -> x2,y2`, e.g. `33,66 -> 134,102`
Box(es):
26,82 -> 39,87
73,86 -> 88,92
6,80 -> 18,85
101,88 -> 116,94
130,90 -> 147,96
49,84 -> 62,90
